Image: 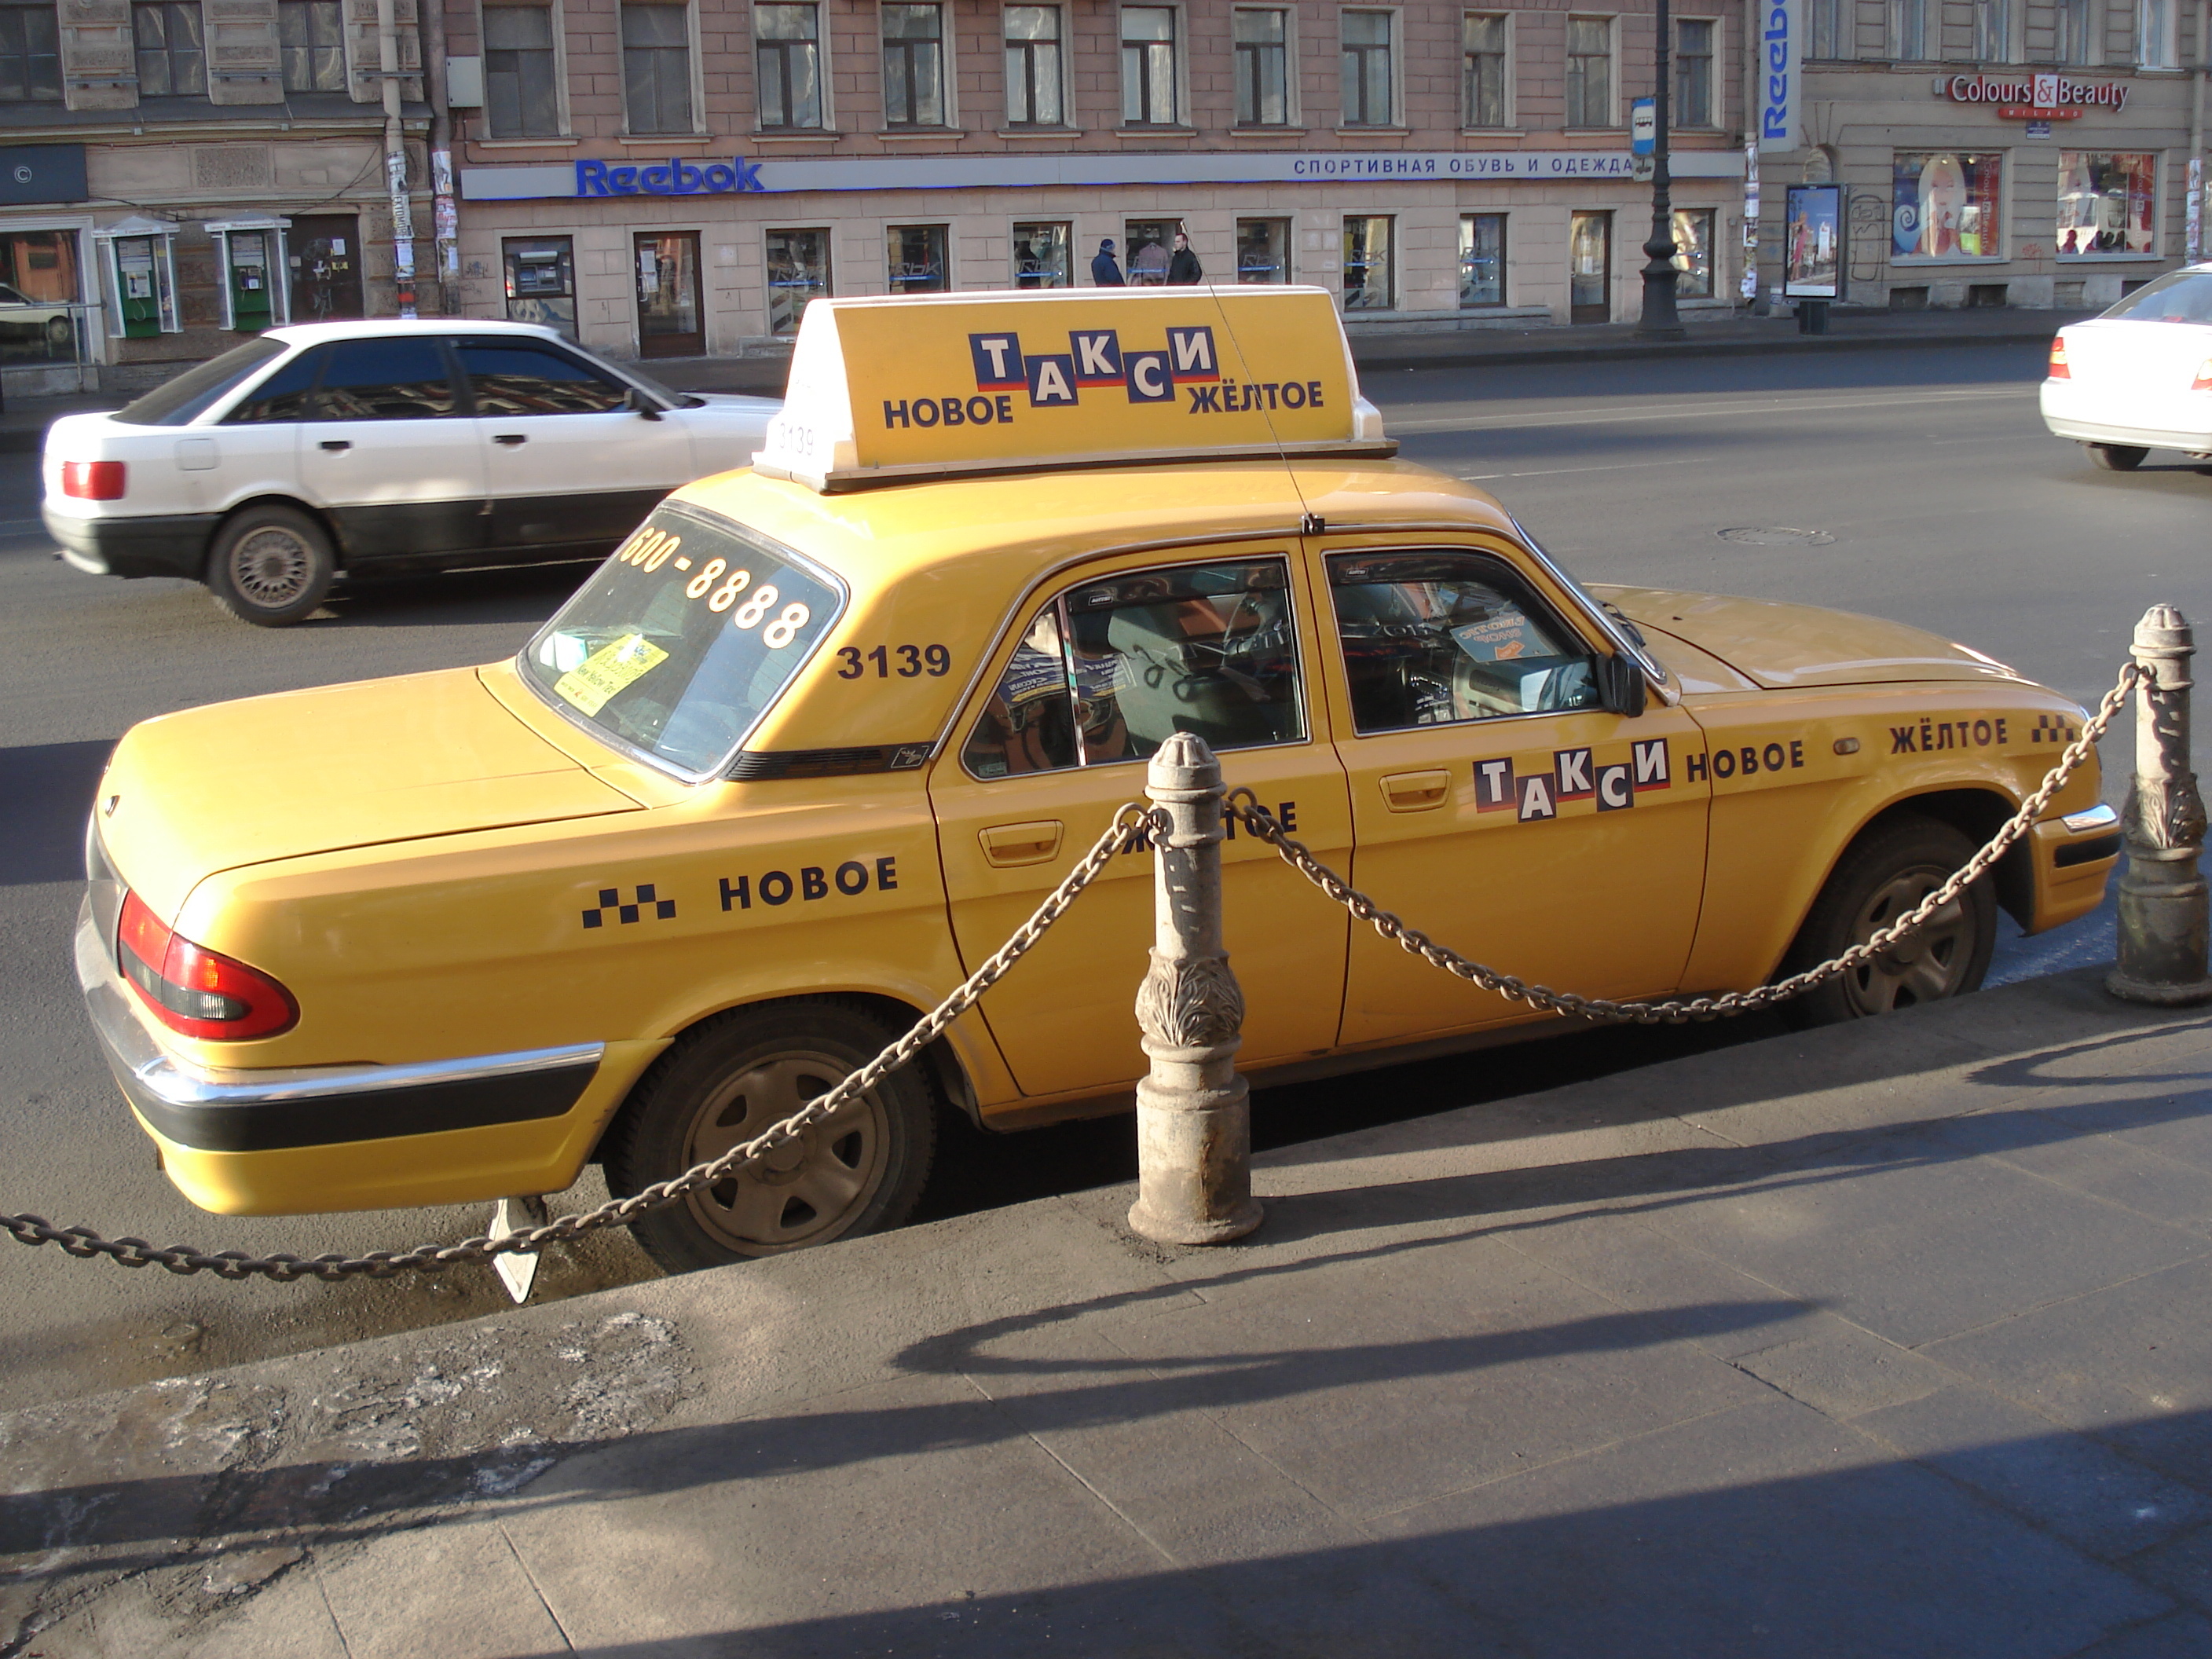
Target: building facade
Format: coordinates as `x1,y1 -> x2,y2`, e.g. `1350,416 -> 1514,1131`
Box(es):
445,0 -> 1749,358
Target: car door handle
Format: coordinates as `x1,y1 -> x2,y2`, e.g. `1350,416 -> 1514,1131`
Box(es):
493,434 -> 528,446
980,820 -> 1064,867
1381,769 -> 1452,811
318,439 -> 351,452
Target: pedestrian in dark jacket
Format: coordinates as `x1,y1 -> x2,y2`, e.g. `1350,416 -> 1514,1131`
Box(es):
1091,239 -> 1124,287
1166,233 -> 1203,285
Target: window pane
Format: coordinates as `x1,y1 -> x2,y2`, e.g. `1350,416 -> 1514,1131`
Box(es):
1892,152 -> 2003,258
1459,213 -> 1504,305
756,2 -> 816,39
1670,207 -> 1712,296
624,4 -> 692,132
310,339 -> 460,420
1328,551 -> 1599,734
2056,152 -> 2157,255
765,228 -> 830,334
1122,6 -> 1177,123
1463,13 -> 1505,126
2097,268 -> 2212,321
225,345 -> 327,424
1006,5 -> 1057,39
963,606 -> 1079,778
1122,5 -> 1173,41
1013,221 -> 1071,287
1235,6 -> 1286,125
1236,217 -> 1289,282
1342,215 -> 1391,309
483,4 -> 552,49
1064,560 -> 1304,762
485,2 -> 559,135
0,2 -> 61,98
884,3 -> 939,38
461,342 -> 628,414
888,224 -> 948,292
1235,7 -> 1284,42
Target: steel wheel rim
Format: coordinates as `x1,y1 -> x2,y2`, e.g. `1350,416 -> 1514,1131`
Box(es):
229,526 -> 315,609
1840,862 -> 1972,1016
680,1049 -> 891,1254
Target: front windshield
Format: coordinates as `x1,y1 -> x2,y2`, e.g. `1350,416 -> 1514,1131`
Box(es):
522,502 -> 844,775
112,338 -> 286,426
2099,269 -> 2212,324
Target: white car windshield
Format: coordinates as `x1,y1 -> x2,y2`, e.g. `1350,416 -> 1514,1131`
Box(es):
522,502 -> 844,775
2099,269 -> 2212,325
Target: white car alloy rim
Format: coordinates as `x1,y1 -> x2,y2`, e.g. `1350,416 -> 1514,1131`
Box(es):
229,526 -> 313,609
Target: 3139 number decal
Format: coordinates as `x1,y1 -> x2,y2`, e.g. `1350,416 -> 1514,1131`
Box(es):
836,644 -> 952,679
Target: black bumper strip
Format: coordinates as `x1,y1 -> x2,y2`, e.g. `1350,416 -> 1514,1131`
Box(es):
127,1059 -> 600,1154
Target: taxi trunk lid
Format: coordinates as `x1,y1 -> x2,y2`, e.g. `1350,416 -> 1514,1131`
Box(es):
1596,586 -> 2023,690
97,665 -> 640,921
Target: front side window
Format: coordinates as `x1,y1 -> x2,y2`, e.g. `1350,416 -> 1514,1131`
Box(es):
2097,267 -> 2212,321
962,558 -> 1305,778
1234,7 -> 1287,126
2057,152 -> 2155,255
623,0 -> 694,133
526,506 -> 845,776
1342,214 -> 1392,309
1974,0 -> 2009,58
134,0 -> 204,95
2056,0 -> 2093,63
460,341 -> 629,413
1121,5 -> 1177,125
766,226 -> 831,334
1341,9 -> 1393,126
278,0 -> 344,91
484,2 -> 561,136
0,0 -> 61,99
1893,151 -> 2002,258
756,2 -> 823,129
1237,216 -> 1290,282
1328,549 -> 1600,734
1463,13 -> 1506,126
1460,212 -> 1504,306
1013,220 -> 1071,287
1675,18 -> 1712,124
1670,207 -> 1714,296
2137,0 -> 2176,64
1004,5 -> 1062,124
1565,16 -> 1610,126
1890,0 -> 1927,60
882,2 -> 946,126
888,223 -> 948,292
310,338 -> 463,420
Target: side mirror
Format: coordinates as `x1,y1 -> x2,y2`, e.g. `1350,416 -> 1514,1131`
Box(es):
1595,652 -> 1647,717
624,386 -> 663,421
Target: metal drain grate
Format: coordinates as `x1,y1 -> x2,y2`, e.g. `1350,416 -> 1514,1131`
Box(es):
1716,526 -> 1836,547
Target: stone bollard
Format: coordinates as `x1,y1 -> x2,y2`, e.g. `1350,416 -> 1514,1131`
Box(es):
1126,732 -> 1263,1245
2108,606 -> 2212,1005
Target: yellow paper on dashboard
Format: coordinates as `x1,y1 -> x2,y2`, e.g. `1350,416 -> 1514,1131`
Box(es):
554,632 -> 668,716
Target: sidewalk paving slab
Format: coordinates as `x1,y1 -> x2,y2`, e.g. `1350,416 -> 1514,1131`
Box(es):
5,965 -> 2212,1657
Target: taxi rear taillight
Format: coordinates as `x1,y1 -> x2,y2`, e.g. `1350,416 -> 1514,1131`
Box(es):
2047,339 -> 2071,380
60,460 -> 126,500
116,891 -> 298,1041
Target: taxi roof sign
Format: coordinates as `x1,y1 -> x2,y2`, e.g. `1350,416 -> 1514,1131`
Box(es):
750,286 -> 1393,493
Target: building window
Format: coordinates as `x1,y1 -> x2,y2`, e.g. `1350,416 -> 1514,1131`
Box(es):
1237,217 -> 1290,282
1463,13 -> 1506,126
0,228 -> 79,363
1124,218 -> 1175,283
1459,213 -> 1504,305
2057,152 -> 2155,254
1342,215 -> 1392,309
1120,5 -> 1178,126
621,0 -> 694,133
882,3 -> 947,126
1889,0 -> 1927,60
484,2 -> 561,137
1974,0 -> 2009,59
766,228 -> 830,333
1893,152 -> 2002,257
0,0 -> 60,101
1013,221 -> 1071,286
133,1 -> 204,96
2056,0 -> 2093,62
2137,0 -> 2176,64
1341,9 -> 1393,126
888,223 -> 949,291
1004,6 -> 1063,125
1674,18 -> 1712,124
1670,207 -> 1713,296
504,236 -> 577,337
756,3 -> 824,130
1565,16 -> 1610,126
1807,0 -> 1848,57
278,0 -> 345,91
1233,8 -> 1288,126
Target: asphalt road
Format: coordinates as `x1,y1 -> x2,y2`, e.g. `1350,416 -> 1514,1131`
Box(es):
0,340 -> 2200,1409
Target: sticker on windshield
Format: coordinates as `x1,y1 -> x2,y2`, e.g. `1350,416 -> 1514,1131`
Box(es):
554,632 -> 668,716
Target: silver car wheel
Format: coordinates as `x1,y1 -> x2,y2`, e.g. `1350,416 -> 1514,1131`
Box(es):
228,526 -> 317,610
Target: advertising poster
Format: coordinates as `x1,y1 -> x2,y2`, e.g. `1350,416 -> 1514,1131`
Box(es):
1783,181 -> 1842,298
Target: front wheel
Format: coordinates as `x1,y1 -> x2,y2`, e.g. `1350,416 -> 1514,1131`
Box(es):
1778,817 -> 1996,1029
2087,443 -> 2148,471
206,504 -> 336,626
602,1001 -> 938,1274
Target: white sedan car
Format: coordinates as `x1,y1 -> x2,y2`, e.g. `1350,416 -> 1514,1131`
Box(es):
2041,263 -> 2212,474
43,319 -> 780,625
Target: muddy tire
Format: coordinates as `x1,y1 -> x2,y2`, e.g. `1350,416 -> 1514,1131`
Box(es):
206,504 -> 336,627
602,1000 -> 938,1274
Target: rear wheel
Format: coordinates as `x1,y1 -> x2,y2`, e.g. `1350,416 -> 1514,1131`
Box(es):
206,505 -> 336,627
602,1000 -> 938,1274
2087,443 -> 2148,471
1778,817 -> 1995,1029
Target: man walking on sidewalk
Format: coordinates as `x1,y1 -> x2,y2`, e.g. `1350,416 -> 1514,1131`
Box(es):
1091,239 -> 1124,287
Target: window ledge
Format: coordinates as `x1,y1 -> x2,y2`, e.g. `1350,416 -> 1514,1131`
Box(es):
752,129 -> 840,142
1114,125 -> 1198,138
2056,252 -> 2163,262
619,133 -> 714,146
476,136 -> 578,148
996,125 -> 1083,138
877,126 -> 965,141
1335,125 -> 1412,137
1889,255 -> 2009,266
1459,126 -> 1523,136
1226,124 -> 1309,137
1558,126 -> 1624,136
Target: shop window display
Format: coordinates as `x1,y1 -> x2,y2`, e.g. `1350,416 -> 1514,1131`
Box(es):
1013,222 -> 1071,287
888,224 -> 949,293
1342,215 -> 1393,310
1670,207 -> 1713,297
766,228 -> 830,335
1892,152 -> 2001,259
0,229 -> 79,363
2056,153 -> 2155,256
1459,214 -> 1504,306
1236,218 -> 1290,283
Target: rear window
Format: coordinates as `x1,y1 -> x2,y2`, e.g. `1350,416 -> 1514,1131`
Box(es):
111,338 -> 287,426
522,502 -> 844,776
2099,269 -> 2212,324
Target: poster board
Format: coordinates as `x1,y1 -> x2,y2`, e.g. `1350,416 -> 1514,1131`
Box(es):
1782,182 -> 1844,300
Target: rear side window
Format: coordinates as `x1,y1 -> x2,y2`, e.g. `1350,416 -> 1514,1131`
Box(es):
310,338 -> 463,420
112,337 -> 285,426
460,341 -> 629,415
962,557 -> 1305,778
224,345 -> 328,423
2099,269 -> 2212,324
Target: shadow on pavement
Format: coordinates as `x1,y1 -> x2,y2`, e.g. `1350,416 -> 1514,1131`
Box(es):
0,738 -> 112,887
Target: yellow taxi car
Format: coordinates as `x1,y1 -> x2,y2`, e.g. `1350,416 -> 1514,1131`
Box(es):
76,287 -> 2122,1273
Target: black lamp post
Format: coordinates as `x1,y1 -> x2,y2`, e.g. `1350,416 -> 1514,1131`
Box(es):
1636,0 -> 1686,339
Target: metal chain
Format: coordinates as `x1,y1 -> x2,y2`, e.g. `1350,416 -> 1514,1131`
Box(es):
0,804 -> 1161,1282
1226,664 -> 2142,1027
